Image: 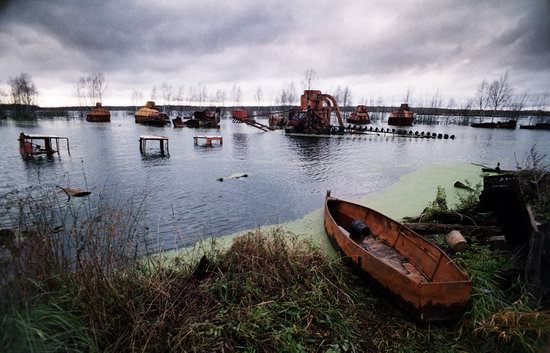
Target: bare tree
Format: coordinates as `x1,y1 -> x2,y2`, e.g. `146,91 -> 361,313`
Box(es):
160,83 -> 173,111
0,89 -> 7,104
460,99 -> 474,124
150,85 -> 157,101
403,87 -> 412,104
255,86 -> 263,105
475,80 -> 489,113
533,92 -> 549,112
197,83 -> 208,107
173,85 -> 184,114
510,89 -> 530,116
487,71 -> 513,115
230,85 -> 242,107
75,77 -> 87,115
187,86 -> 196,106
214,88 -> 226,106
340,86 -> 352,117
83,72 -> 107,104
131,89 -> 144,109
288,81 -> 297,105
302,69 -> 318,90
430,89 -> 442,108
8,73 -> 38,106
279,86 -> 289,106
342,87 -> 352,107
446,98 -> 456,109
333,86 -> 342,106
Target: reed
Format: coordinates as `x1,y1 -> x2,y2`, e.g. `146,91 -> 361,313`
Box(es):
1,186 -> 548,353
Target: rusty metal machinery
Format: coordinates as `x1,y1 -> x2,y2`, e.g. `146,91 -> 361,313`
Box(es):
284,90 -> 345,134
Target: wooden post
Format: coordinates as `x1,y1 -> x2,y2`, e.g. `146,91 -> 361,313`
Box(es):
166,140 -> 169,155
45,138 -> 52,154
160,140 -> 165,155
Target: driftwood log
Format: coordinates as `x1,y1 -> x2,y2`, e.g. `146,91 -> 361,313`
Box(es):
404,209 -> 491,226
404,223 -> 502,239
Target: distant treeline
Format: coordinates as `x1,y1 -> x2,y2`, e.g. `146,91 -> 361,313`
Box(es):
2,103 -> 550,118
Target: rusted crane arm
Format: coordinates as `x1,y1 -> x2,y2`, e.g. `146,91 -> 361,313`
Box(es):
321,94 -> 344,127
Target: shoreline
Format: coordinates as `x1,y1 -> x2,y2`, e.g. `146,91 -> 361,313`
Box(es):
169,161 -> 485,258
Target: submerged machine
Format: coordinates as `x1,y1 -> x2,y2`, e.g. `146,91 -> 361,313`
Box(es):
285,90 -> 345,134
86,102 -> 111,122
134,101 -> 170,126
347,105 -> 371,124
172,108 -> 222,128
388,104 -> 415,126
18,132 -> 70,157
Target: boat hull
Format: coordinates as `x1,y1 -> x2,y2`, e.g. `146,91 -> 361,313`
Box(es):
519,123 -> 550,130
471,121 -> 516,129
324,194 -> 471,322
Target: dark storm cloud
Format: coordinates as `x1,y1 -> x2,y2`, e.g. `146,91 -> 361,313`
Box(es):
0,0 -> 548,105
0,0 -> 292,69
326,0 -> 550,78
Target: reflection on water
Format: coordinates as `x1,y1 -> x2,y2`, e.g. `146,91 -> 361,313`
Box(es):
1,112 -> 549,250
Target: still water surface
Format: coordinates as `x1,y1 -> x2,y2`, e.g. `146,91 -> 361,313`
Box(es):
1,112 -> 548,250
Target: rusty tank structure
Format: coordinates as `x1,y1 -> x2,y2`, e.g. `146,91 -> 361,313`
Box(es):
285,90 -> 345,134
134,101 -> 170,126
347,105 -> 370,124
86,102 -> 111,122
388,103 -> 415,126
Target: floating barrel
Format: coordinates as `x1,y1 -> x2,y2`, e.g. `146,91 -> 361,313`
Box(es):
426,132 -> 431,137
409,131 -> 413,135
370,126 -> 373,131
444,134 -> 449,139
415,131 -> 419,136
392,128 -> 396,133
450,135 -> 455,139
375,127 -> 379,132
421,131 -> 425,136
437,133 -> 442,139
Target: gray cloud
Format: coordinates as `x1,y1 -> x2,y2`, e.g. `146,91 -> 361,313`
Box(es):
0,0 -> 549,106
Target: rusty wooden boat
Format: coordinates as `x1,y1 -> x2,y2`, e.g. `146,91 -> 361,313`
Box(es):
388,103 -> 414,126
324,191 -> 471,322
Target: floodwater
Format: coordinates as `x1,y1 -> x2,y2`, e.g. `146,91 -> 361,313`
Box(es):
0,112 -> 548,250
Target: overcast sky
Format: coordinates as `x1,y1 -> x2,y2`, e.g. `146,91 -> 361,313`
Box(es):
1,0 -> 549,107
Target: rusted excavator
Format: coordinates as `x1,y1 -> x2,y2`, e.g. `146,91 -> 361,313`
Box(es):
285,90 -> 345,134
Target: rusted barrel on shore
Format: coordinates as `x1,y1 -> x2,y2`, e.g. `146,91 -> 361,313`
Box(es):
445,230 -> 468,252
